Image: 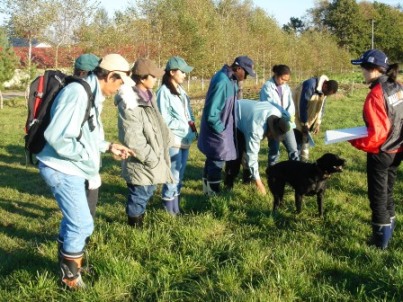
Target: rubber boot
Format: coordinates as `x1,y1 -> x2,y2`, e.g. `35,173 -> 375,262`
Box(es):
206,180 -> 221,196
59,253 -> 86,289
128,214 -> 144,228
162,198 -> 176,216
202,177 -> 208,195
371,223 -> 392,249
172,195 -> 180,215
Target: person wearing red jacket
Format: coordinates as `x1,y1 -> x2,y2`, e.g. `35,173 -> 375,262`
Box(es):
350,49 -> 403,249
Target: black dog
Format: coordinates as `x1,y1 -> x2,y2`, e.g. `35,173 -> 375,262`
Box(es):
266,153 -> 345,217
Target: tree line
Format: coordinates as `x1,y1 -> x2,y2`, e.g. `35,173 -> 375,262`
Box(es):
0,0 -> 402,83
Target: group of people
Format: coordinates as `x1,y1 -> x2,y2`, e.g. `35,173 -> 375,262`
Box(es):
36,48 -> 402,289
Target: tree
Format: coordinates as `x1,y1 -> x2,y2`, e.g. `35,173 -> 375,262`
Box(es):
43,0 -> 99,67
0,27 -> 18,109
0,0 -> 55,68
324,0 -> 367,55
283,17 -> 305,34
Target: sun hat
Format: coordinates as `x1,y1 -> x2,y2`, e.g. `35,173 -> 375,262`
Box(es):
233,56 -> 256,77
165,56 -> 194,73
74,53 -> 100,71
351,49 -> 389,69
267,115 -> 290,141
132,58 -> 164,77
99,54 -> 135,85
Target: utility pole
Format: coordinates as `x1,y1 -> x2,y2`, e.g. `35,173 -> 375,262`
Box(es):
371,19 -> 375,49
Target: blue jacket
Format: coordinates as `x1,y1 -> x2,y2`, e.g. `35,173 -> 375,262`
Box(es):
197,65 -> 238,161
37,74 -> 109,178
236,100 -> 282,180
156,84 -> 196,148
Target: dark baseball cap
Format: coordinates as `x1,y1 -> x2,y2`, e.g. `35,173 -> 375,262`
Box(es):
233,56 -> 256,77
351,49 -> 389,69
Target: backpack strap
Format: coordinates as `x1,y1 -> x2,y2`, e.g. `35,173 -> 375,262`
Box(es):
64,76 -> 95,141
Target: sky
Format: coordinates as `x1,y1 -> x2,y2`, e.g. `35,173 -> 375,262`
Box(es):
98,0 -> 402,26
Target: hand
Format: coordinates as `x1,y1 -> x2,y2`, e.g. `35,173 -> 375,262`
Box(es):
255,179 -> 267,195
301,125 -> 309,135
109,143 -> 136,160
313,124 -> 320,135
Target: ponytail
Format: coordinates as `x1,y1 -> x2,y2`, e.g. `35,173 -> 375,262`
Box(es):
386,63 -> 399,83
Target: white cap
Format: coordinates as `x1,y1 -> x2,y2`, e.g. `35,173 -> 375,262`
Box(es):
99,54 -> 135,86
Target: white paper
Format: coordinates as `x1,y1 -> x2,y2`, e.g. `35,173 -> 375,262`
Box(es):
325,126 -> 368,144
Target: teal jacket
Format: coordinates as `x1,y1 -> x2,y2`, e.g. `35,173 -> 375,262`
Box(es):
37,74 -> 109,178
156,84 -> 196,149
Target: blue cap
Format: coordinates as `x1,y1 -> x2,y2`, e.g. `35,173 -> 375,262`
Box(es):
351,49 -> 389,69
233,56 -> 256,77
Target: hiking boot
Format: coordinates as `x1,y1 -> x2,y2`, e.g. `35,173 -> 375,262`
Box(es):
60,254 -> 86,289
128,214 -> 144,228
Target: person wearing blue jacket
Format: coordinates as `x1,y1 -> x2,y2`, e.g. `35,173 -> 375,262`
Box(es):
198,56 -> 256,195
157,56 -> 197,215
37,54 -> 134,289
292,75 -> 338,161
260,64 -> 299,167
225,100 -> 291,194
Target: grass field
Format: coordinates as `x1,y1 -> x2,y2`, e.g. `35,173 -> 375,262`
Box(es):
0,78 -> 402,301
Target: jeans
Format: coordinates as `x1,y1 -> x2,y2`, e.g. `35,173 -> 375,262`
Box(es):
39,162 -> 94,255
268,129 -> 299,166
203,158 -> 225,181
126,184 -> 156,217
367,152 -> 402,224
162,147 -> 189,200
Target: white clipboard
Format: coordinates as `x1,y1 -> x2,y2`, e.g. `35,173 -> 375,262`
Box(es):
325,126 -> 368,144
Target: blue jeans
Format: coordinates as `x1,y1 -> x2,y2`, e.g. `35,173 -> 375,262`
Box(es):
126,184 -> 156,217
268,129 -> 299,166
39,162 -> 94,254
162,147 -> 189,200
203,158 -> 225,181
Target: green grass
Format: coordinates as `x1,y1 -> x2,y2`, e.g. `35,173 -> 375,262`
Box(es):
0,82 -> 402,301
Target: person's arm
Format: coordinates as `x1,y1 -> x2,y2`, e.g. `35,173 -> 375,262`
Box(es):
44,87 -> 89,161
350,89 -> 389,153
245,131 -> 266,194
204,81 -> 227,133
299,79 -> 315,126
119,108 -> 159,167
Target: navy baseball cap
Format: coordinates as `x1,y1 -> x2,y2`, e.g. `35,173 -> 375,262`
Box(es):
233,56 -> 256,77
351,49 -> 389,69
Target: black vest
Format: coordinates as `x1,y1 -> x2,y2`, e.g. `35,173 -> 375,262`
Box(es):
378,76 -> 403,152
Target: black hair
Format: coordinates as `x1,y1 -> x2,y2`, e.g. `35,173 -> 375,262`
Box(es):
93,66 -> 122,81
272,64 -> 291,76
325,80 -> 338,94
360,62 -> 387,74
162,70 -> 180,96
386,63 -> 399,83
131,74 -> 149,84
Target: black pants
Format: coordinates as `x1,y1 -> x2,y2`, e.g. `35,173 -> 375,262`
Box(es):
85,180 -> 99,219
224,130 -> 251,187
367,151 -> 402,224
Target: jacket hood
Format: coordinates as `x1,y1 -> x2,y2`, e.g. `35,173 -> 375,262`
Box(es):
115,84 -> 141,110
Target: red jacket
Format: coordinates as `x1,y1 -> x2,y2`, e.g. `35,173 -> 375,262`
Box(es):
350,80 -> 403,154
